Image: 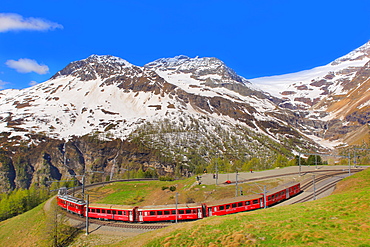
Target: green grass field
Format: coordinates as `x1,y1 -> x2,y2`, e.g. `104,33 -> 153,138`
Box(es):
112,168 -> 370,247
0,168 -> 368,247
87,176 -> 289,206
0,202 -> 50,247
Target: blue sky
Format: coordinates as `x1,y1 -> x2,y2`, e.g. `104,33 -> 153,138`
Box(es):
1,0 -> 370,89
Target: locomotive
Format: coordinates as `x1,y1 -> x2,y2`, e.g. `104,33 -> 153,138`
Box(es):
57,182 -> 301,222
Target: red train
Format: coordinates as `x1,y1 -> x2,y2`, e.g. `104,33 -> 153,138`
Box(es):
57,182 -> 301,223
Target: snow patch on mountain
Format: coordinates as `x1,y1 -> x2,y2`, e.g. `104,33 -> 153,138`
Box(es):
250,41 -> 370,109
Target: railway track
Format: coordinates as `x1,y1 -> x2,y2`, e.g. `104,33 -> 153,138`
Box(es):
230,168 -> 364,185
300,171 -> 350,191
291,169 -> 363,204
66,210 -> 170,230
293,179 -> 339,204
63,168 -> 364,230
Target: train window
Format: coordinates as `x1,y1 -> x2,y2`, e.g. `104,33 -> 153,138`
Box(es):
253,200 -> 258,204
186,209 -> 191,214
232,203 -> 237,208
118,211 -> 122,215
150,211 -> 155,215
112,210 -> 116,214
179,210 -> 184,214
226,205 -> 230,209
219,205 -> 225,210
172,210 -> 176,214
268,196 -> 271,200
238,202 -> 243,207
107,210 -> 111,214
164,211 -> 170,215
97,209 -> 100,213
245,201 -> 250,205
157,211 -> 163,215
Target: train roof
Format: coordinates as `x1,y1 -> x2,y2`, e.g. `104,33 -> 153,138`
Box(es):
138,203 -> 202,211
58,195 -> 86,205
265,182 -> 300,195
206,194 -> 263,207
88,203 -> 137,210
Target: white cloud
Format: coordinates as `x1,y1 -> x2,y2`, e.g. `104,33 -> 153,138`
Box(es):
29,81 -> 38,86
0,13 -> 63,32
6,58 -> 49,74
0,80 -> 9,89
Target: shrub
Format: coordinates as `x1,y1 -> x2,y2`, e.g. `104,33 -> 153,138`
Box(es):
159,176 -> 174,181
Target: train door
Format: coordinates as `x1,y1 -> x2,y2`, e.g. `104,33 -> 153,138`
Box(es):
197,208 -> 202,219
286,188 -> 290,199
260,198 -> 264,208
129,211 -> 134,222
139,211 -> 143,222
208,207 -> 212,217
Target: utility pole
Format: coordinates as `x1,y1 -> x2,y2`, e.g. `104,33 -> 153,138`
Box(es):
82,175 -> 85,199
348,154 -> 351,176
85,194 -> 89,235
253,183 -> 267,209
215,157 -> 218,186
313,175 -> 316,200
263,185 -> 267,209
175,192 -> 178,224
235,170 -> 239,197
298,152 -> 301,176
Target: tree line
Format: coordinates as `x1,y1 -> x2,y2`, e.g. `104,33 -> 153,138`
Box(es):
0,185 -> 51,221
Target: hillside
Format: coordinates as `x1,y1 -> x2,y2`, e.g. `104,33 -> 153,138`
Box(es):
0,168 -> 368,246
114,168 -> 370,247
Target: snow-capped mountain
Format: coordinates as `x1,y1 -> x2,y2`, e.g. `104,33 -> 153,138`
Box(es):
250,41 -> 370,111
0,46 -> 369,192
0,54 -> 286,141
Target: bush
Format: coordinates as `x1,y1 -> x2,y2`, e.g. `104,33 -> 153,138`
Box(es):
169,186 -> 176,192
161,186 -> 169,190
159,176 -> 174,181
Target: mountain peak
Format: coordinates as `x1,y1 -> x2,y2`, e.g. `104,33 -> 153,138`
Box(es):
51,54 -> 133,81
145,55 -> 248,85
85,54 -> 132,66
331,40 -> 370,66
145,55 -> 223,69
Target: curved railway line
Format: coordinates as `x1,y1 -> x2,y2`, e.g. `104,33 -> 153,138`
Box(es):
63,168 -> 365,230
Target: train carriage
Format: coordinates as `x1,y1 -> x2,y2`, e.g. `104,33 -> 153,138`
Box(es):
264,182 -> 301,207
137,203 -> 203,222
205,194 -> 263,217
87,203 -> 138,222
57,195 -> 86,216
57,181 -> 301,223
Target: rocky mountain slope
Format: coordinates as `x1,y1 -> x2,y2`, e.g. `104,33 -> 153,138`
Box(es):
251,41 -> 370,145
0,43 -> 369,192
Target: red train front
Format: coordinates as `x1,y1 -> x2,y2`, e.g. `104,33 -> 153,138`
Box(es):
57,194 -> 86,216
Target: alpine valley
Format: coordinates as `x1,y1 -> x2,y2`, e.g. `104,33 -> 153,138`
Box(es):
0,42 -> 369,192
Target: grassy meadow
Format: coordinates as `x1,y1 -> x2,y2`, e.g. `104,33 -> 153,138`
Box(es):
87,176 -> 295,206
0,168 -> 368,246
111,168 -> 370,247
